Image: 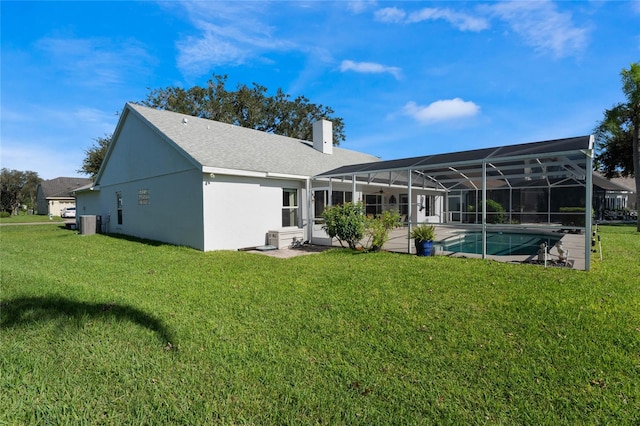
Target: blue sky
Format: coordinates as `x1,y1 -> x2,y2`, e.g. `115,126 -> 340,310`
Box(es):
1,1 -> 639,180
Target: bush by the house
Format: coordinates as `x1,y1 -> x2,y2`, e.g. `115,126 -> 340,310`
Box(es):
364,209 -> 402,251
321,202 -> 366,250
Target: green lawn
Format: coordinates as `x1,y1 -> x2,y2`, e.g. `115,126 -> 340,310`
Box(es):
0,212 -> 64,224
1,224 -> 638,424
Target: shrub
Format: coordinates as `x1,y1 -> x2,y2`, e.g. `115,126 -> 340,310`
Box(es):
466,200 -> 505,224
0,211 -> 11,218
485,199 -> 505,224
559,207 -> 587,226
321,202 -> 365,250
364,210 -> 402,251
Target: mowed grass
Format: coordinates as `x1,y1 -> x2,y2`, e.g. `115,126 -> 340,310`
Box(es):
0,213 -> 64,224
1,224 -> 638,424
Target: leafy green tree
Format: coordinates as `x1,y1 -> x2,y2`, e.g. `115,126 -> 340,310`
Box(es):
0,168 -> 41,215
81,76 -> 347,177
79,134 -> 111,178
594,62 -> 640,231
141,74 -> 346,144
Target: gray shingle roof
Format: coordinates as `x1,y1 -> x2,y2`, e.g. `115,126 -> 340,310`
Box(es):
593,173 -> 633,192
39,177 -> 92,198
126,103 -> 380,177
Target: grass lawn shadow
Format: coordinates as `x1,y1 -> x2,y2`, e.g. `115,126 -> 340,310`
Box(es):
0,296 -> 175,348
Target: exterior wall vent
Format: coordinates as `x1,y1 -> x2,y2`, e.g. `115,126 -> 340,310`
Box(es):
313,120 -> 333,155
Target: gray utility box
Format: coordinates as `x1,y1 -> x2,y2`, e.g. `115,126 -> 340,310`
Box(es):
267,228 -> 304,249
78,215 -> 97,235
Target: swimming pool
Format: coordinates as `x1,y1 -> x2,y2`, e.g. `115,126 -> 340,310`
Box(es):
436,232 -> 562,256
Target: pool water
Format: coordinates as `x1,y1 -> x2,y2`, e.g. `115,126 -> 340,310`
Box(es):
436,232 -> 562,256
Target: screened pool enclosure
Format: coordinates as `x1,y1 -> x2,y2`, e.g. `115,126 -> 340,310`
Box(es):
313,135 -> 594,270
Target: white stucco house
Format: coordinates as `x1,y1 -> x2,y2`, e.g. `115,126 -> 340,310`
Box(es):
76,102 -> 598,270
76,103 -> 443,251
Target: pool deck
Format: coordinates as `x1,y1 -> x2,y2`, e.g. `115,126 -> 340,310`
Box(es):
251,226 -> 588,270
381,226 -> 586,270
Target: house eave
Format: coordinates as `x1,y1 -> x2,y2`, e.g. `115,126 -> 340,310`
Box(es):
202,166 -> 308,181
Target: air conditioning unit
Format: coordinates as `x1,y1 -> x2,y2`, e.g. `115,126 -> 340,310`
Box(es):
267,228 -> 305,249
78,215 -> 96,235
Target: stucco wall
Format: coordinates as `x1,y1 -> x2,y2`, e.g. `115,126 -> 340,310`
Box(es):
202,174 -> 305,250
77,110 -> 205,249
100,111 -> 197,185
98,169 -> 204,249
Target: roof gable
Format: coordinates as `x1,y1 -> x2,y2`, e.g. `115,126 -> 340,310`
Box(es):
122,103 -> 380,178
593,173 -> 634,192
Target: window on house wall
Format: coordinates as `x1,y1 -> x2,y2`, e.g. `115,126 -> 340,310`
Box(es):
282,189 -> 298,227
365,194 -> 382,216
331,191 -> 352,206
116,192 -> 123,225
313,190 -> 353,219
399,194 -> 409,216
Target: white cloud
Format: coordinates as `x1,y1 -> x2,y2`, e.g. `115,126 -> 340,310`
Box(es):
35,37 -> 153,87
401,98 -> 480,124
487,0 -> 589,58
174,2 -> 295,76
340,60 -> 402,79
375,6 -> 487,31
406,8 -> 489,31
374,7 -> 406,23
346,1 -> 377,14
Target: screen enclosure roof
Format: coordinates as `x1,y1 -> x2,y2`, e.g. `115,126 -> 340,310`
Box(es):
315,135 -> 594,191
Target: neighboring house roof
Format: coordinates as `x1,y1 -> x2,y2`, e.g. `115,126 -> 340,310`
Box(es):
96,103 -> 381,182
39,177 -> 92,198
593,173 -> 632,192
608,175 -> 636,193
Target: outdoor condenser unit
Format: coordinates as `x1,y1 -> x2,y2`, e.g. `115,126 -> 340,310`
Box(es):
267,229 -> 304,249
78,215 -> 97,236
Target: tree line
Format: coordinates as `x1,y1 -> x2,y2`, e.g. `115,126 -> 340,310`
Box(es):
0,169 -> 41,216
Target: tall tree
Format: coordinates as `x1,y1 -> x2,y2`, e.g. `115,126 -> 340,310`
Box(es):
81,76 -> 347,178
0,169 -> 41,215
79,134 -> 111,178
594,62 -> 640,231
141,74 -> 346,144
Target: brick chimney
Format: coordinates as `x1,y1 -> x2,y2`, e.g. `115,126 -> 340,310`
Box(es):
313,119 -> 333,155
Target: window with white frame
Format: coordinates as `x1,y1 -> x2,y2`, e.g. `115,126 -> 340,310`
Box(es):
282,189 -> 299,227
